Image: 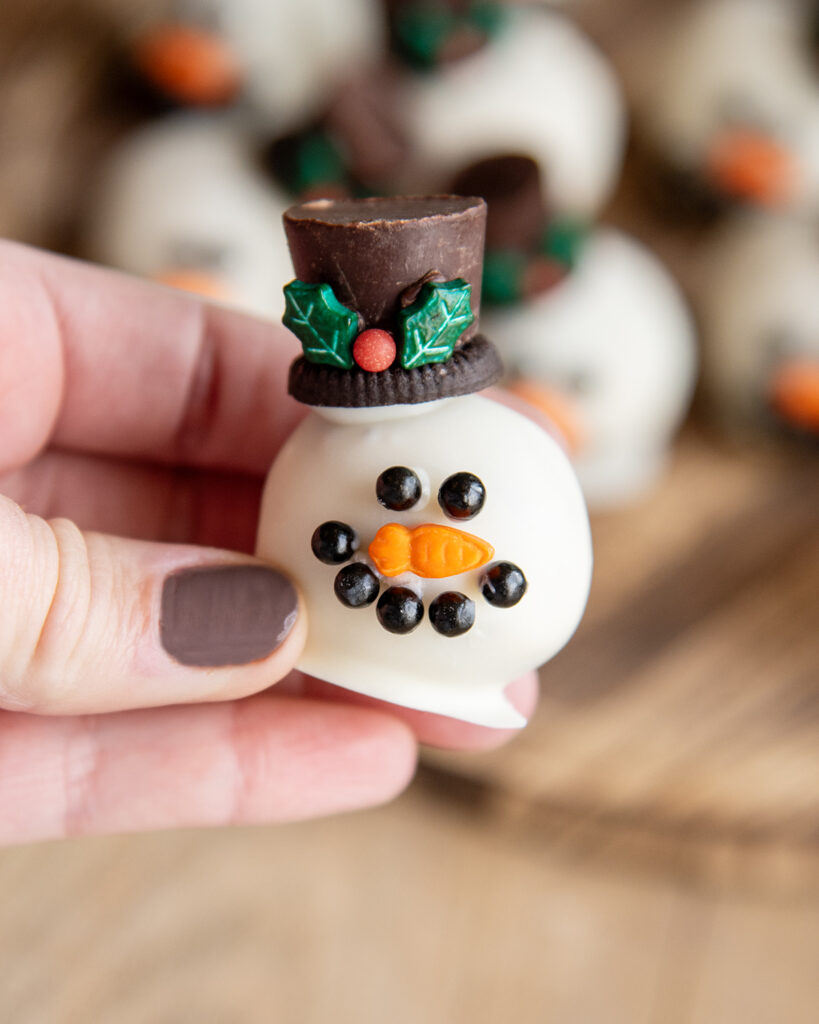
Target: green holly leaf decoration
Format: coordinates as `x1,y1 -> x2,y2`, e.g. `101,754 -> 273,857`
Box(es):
398,279 -> 474,370
282,280 -> 359,369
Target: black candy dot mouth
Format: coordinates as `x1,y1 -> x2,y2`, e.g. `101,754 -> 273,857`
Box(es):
311,520 -> 358,564
429,591 -> 475,637
334,563 -> 380,608
480,562 -> 527,608
311,466 -> 526,635
377,586 -> 424,635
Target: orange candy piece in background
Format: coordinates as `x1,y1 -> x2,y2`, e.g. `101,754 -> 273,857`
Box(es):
133,24 -> 243,107
769,360 -> 819,433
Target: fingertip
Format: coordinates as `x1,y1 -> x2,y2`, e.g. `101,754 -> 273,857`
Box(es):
415,671 -> 540,752
232,696 -> 418,822
155,561 -> 309,693
506,670 -> 540,721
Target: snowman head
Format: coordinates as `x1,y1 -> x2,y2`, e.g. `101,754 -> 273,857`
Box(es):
87,115 -> 293,318
644,0 -> 819,212
255,195 -> 591,726
702,215 -> 819,438
450,154 -> 697,502
450,154 -> 599,453
132,0 -> 384,128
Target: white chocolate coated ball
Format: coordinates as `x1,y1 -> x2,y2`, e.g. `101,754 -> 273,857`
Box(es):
700,213 -> 819,430
401,9 -> 625,217
86,114 -> 292,319
631,0 -> 819,214
216,0 -> 384,129
485,230 -> 697,507
257,396 -> 592,728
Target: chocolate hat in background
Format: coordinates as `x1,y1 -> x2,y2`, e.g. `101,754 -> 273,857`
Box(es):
282,195 -> 503,407
260,73 -> 409,200
451,154 -> 590,305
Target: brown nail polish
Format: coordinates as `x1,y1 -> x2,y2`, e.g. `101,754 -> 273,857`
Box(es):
160,565 -> 298,667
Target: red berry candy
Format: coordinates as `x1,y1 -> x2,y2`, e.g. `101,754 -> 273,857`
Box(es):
353,329 -> 397,372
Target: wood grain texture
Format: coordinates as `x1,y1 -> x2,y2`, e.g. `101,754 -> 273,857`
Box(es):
1,791 -> 818,1024
425,431 -> 819,889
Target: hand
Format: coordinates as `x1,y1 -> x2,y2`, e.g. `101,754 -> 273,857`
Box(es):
0,242 -> 537,845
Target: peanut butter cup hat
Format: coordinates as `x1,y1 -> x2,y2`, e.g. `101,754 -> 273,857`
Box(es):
282,195 -> 503,407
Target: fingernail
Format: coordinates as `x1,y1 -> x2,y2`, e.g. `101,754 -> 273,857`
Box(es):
160,565 -> 298,667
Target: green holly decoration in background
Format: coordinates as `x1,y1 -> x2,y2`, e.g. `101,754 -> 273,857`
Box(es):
392,1 -> 509,70
282,281 -> 359,369
399,279 -> 474,370
540,219 -> 589,271
393,4 -> 453,69
482,249 -> 527,306
280,130 -> 347,198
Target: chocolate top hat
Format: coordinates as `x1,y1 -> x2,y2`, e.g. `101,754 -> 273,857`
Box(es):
282,196 -> 503,408
451,155 -> 589,306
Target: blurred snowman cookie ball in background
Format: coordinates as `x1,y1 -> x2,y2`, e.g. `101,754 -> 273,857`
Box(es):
84,114 -> 293,318
700,213 -> 819,440
384,0 -> 626,216
452,155 -> 697,508
130,0 -> 385,130
630,0 -> 819,218
257,196 -> 592,728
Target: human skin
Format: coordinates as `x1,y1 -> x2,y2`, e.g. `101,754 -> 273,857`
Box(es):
0,242 -> 537,846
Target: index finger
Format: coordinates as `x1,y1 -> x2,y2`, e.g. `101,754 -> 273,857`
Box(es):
0,241 -> 303,474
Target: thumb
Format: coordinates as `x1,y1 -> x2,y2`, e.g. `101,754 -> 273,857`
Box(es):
0,495 -> 305,715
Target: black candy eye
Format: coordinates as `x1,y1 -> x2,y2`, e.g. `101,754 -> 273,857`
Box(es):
376,466 -> 422,511
438,472 -> 486,520
311,521 -> 358,564
376,587 -> 424,634
334,563 -> 380,608
429,592 -> 475,637
481,562 -> 527,608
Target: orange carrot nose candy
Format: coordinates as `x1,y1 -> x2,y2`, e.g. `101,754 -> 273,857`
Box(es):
133,24 -> 243,107
706,130 -> 796,207
367,523 -> 412,577
153,268 -> 233,302
369,523 -> 494,579
769,359 -> 819,432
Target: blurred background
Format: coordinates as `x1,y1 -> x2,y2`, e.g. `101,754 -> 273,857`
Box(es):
0,0 -> 818,1021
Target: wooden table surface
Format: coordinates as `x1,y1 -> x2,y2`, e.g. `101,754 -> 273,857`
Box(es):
1,1 -> 818,1021
1,785 -> 818,1024
427,429 -> 819,891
